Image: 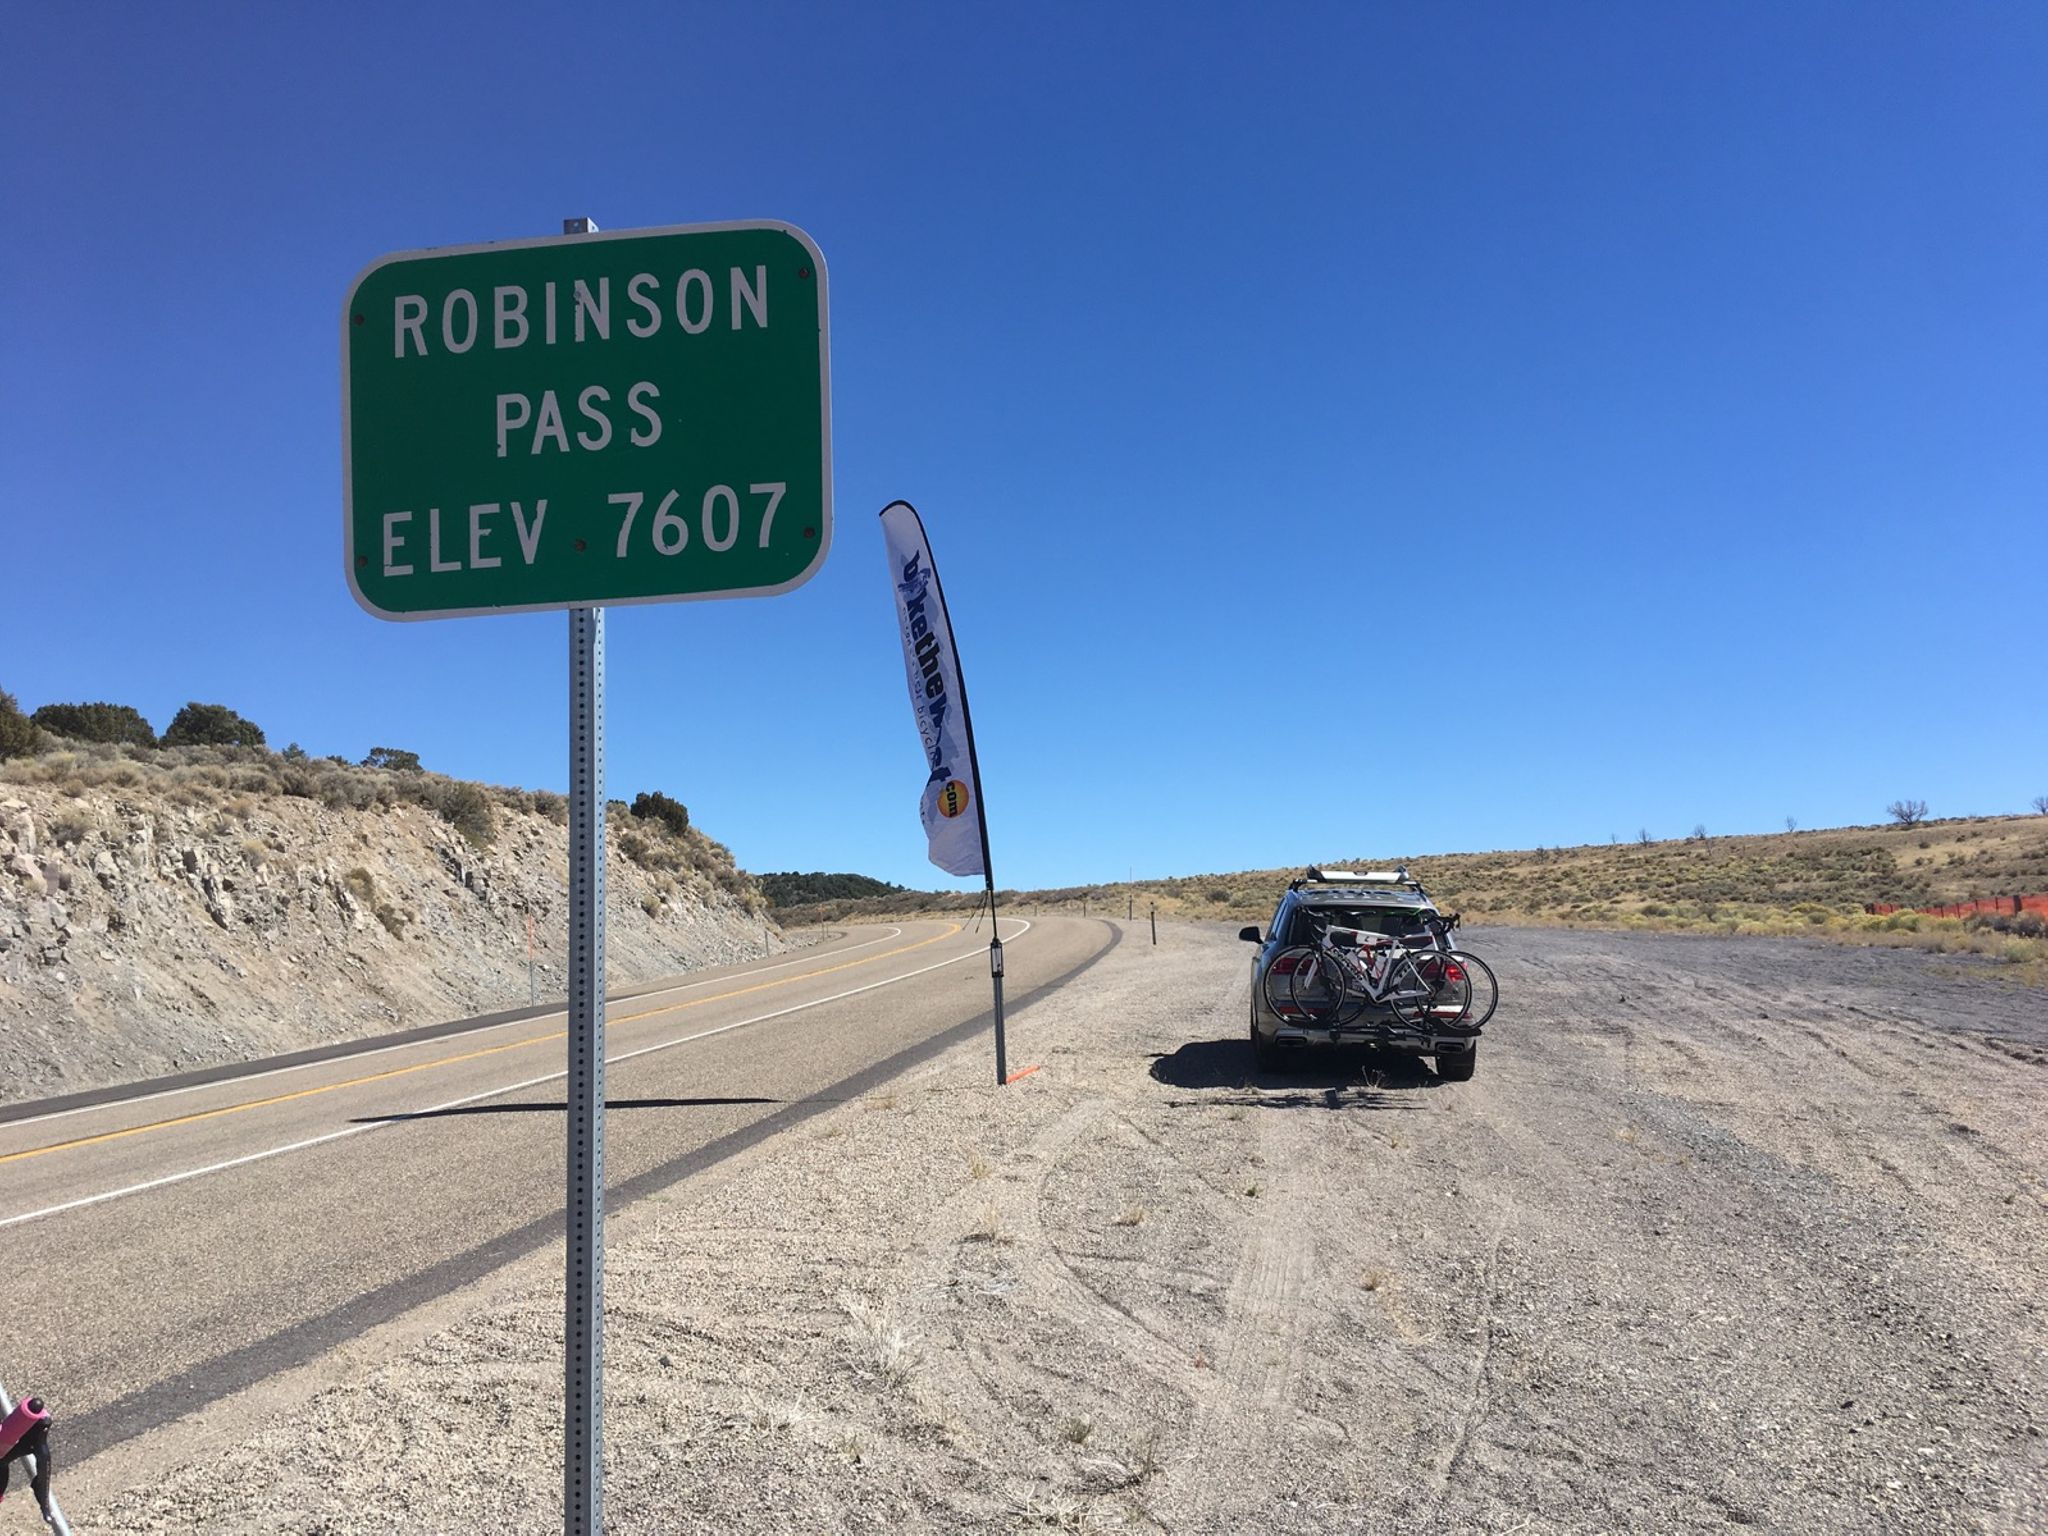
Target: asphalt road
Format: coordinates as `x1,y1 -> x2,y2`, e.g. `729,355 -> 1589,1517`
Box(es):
0,915 -> 1115,1470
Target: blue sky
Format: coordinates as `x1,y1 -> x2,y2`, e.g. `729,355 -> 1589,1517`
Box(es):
5,2 -> 2044,891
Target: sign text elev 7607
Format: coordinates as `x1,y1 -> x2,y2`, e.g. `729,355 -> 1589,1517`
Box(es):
342,220 -> 830,620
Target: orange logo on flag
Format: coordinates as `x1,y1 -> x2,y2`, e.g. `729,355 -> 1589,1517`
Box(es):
937,779 -> 971,818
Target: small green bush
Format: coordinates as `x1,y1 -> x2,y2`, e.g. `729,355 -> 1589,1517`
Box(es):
163,702 -> 265,748
0,689 -> 40,760
31,701 -> 157,747
436,781 -> 496,846
629,790 -> 690,838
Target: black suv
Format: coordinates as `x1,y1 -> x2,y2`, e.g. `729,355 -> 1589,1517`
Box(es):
1240,868 -> 1481,1080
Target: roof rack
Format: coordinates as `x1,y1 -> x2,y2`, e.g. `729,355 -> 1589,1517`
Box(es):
1293,865 -> 1428,894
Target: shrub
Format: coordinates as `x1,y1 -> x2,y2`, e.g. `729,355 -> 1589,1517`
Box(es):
31,700 -> 157,747
759,871 -> 902,906
0,689 -> 39,760
629,790 -> 690,838
362,746 -> 422,772
163,701 -> 265,748
1887,799 -> 1930,828
436,781 -> 496,846
531,789 -> 567,824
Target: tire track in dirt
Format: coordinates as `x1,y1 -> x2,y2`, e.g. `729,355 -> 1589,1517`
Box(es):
1150,1044 -> 1334,1523
1431,1231 -> 1505,1494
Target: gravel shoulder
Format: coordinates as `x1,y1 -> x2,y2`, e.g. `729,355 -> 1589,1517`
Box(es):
69,919 -> 2047,1534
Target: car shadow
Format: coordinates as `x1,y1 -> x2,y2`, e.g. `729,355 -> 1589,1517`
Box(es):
1147,1039 -> 1437,1109
351,1096 -> 780,1124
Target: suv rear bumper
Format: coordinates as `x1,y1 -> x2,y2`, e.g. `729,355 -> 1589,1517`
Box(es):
1265,1025 -> 1477,1054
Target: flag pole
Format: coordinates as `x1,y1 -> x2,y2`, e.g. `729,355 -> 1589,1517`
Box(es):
906,511 -> 1006,1084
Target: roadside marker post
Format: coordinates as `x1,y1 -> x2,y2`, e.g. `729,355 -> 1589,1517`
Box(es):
343,212 -> 830,1536
987,930 -> 1007,1084
527,911 -> 539,1007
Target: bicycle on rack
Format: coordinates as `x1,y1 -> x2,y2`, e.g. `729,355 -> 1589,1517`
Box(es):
1260,912 -> 1498,1031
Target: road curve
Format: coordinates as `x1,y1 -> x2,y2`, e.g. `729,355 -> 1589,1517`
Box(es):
0,915 -> 1117,1467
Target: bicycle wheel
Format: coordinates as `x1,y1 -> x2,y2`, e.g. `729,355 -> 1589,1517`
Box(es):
1262,946 -> 1321,1023
1445,950 -> 1498,1028
1295,949 -> 1368,1026
1385,948 -> 1458,1028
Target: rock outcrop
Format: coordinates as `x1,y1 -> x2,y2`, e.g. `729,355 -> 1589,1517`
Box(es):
0,782 -> 785,1104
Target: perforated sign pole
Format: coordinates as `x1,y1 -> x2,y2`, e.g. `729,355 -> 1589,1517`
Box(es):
562,217 -> 606,1536
565,600 -> 606,1534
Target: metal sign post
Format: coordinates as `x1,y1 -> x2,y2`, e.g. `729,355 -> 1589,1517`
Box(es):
564,603 -> 606,1534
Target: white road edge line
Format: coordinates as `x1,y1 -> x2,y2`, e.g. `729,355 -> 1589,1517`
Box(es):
0,920 -> 1028,1231
0,926 -> 909,1133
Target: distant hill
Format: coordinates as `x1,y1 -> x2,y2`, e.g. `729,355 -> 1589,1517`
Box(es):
759,871 -> 907,907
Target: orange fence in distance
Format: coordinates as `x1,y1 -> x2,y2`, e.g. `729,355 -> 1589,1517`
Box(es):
1864,894 -> 2048,919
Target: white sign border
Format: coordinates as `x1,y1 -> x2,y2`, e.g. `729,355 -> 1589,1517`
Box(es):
341,219 -> 833,623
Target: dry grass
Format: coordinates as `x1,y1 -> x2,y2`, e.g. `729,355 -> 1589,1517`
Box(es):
837,1292 -> 915,1387
966,1204 -> 1015,1245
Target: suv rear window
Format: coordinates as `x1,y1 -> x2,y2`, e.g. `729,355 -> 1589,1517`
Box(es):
1287,906 -> 1432,944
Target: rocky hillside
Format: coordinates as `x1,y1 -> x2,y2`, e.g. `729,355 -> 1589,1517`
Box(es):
0,741 -> 786,1105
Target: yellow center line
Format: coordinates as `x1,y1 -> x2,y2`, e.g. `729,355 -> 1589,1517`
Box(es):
0,924 -> 963,1167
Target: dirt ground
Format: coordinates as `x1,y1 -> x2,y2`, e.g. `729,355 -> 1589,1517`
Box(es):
70,920 -> 2048,1534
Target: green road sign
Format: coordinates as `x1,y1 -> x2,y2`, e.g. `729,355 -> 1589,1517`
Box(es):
343,221 -> 830,620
